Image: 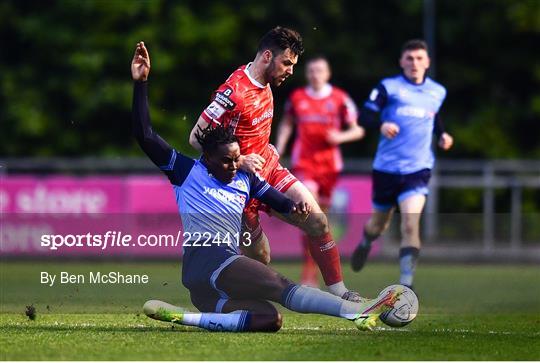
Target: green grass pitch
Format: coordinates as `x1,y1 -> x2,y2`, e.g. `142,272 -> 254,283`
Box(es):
1,261 -> 539,360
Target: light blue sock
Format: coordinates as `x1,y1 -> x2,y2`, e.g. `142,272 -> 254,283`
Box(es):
399,247 -> 420,287
282,284 -> 359,320
187,310 -> 250,332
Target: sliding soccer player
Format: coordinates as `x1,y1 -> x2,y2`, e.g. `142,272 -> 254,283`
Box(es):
131,41 -> 402,332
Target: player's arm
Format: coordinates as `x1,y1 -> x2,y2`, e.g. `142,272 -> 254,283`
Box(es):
359,84 -> 386,129
358,83 -> 399,139
190,87 -> 265,173
249,173 -> 310,222
189,85 -> 237,152
275,113 -> 294,155
131,42 -> 194,185
131,41 -> 172,167
327,123 -> 365,145
434,114 -> 453,150
188,117 -> 208,152
327,95 -> 365,145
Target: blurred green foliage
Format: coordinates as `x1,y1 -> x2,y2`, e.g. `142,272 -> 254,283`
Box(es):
1,0 -> 539,158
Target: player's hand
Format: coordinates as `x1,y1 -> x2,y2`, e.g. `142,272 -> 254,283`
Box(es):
238,153 -> 265,173
381,122 -> 400,139
131,41 -> 151,81
357,125 -> 366,140
326,129 -> 342,145
290,201 -> 311,223
438,132 -> 454,150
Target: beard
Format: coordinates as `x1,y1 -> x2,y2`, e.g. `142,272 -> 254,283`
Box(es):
265,61 -> 286,87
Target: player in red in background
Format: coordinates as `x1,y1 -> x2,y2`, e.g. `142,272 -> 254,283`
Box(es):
276,56 -> 365,287
189,27 -> 362,302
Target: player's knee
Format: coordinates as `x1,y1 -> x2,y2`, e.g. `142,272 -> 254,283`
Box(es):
272,311 -> 283,332
251,310 -> 283,332
258,249 -> 271,265
370,223 -> 386,236
242,235 -> 271,265
367,218 -> 389,236
400,220 -> 418,238
303,213 -> 329,235
265,274 -> 293,300
245,250 -> 271,265
263,311 -> 283,332
275,274 -> 293,292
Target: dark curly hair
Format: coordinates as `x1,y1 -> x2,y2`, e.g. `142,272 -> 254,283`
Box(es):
195,124 -> 238,155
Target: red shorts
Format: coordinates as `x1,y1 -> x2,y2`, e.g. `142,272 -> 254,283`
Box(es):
293,168 -> 338,207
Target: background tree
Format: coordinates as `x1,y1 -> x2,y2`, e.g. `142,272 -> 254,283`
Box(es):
1,0 -> 538,159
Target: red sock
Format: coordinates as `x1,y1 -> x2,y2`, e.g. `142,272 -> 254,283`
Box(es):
306,232 -> 343,286
301,235 -> 318,285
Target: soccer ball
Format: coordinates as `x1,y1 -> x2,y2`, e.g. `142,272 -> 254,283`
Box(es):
378,284 -> 418,327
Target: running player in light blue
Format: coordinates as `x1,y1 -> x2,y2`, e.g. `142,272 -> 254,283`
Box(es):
131,41 -> 403,332
351,39 -> 454,290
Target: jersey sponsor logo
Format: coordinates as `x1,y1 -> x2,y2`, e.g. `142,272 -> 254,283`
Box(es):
203,186 -> 245,205
204,101 -> 226,119
251,109 -> 273,125
396,106 -> 429,118
235,179 -> 247,190
214,87 -> 236,110
399,88 -> 410,99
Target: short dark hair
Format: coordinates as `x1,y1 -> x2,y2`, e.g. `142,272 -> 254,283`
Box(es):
306,55 -> 330,68
195,124 -> 238,155
401,39 -> 429,55
257,26 -> 304,57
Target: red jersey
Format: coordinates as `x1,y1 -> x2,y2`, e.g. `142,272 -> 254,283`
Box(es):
285,85 -> 358,172
201,64 -> 276,161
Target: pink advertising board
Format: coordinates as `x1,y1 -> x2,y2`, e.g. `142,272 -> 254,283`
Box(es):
1,175 -> 374,258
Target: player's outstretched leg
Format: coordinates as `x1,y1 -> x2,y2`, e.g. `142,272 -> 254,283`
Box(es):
143,298 -> 281,332
351,208 -> 395,272
281,181 -> 360,301
216,255 -> 403,331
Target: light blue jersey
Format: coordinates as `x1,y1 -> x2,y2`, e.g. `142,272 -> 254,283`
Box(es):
364,74 -> 446,174
161,151 -> 270,253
